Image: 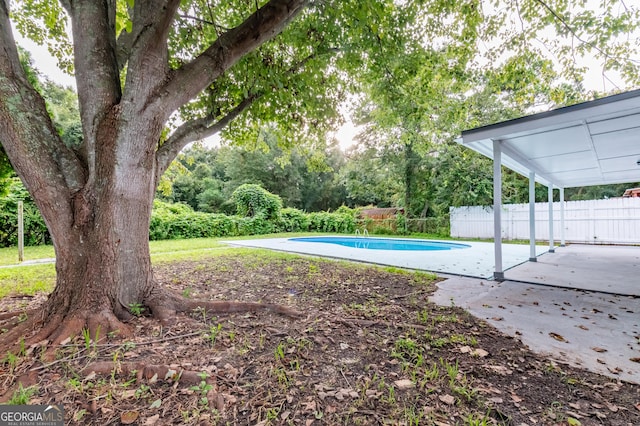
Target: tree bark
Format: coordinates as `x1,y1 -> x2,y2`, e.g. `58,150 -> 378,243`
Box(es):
0,0 -> 308,351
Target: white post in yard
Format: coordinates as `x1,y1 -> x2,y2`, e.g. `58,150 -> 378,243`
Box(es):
548,184 -> 555,253
493,140 -> 504,281
18,200 -> 24,262
529,172 -> 536,262
559,187 -> 566,247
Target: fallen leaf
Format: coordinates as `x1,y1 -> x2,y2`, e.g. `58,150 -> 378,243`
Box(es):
459,346 -> 472,354
607,366 -> 623,374
121,411 -> 139,425
491,317 -> 504,321
121,390 -> 137,399
606,403 -> 618,412
486,365 -> 513,375
471,348 -> 489,358
635,402 -> 640,411
629,357 -> 640,363
577,325 -> 589,330
393,379 -> 415,390
567,417 -> 582,426
149,399 -> 162,409
510,393 -> 523,403
439,394 -> 455,405
591,347 -> 607,353
145,414 -> 160,425
549,332 -> 566,342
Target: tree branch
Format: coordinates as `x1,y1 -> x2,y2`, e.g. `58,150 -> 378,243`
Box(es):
155,93 -> 261,178
154,45 -> 337,176
156,0 -> 309,116
534,0 -> 640,65
177,13 -> 230,31
64,1 -> 121,182
0,1 -> 85,230
115,28 -> 135,73
123,0 -> 180,105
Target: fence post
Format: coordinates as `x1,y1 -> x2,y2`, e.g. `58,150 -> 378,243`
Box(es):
18,200 -> 24,262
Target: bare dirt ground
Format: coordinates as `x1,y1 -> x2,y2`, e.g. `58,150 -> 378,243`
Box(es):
1,252 -> 639,425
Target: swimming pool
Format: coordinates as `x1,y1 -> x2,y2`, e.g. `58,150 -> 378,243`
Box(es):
288,236 -> 471,251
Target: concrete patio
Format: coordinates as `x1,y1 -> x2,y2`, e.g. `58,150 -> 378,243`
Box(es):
433,243 -> 639,383
430,274 -> 640,383
505,243 -> 640,296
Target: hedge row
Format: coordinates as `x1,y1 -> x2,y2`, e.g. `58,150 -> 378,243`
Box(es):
0,195 -> 51,248
149,201 -> 356,240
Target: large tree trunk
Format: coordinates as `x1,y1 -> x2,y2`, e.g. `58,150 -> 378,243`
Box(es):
0,0 -> 307,353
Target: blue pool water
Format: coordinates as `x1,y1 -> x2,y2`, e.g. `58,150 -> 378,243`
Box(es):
288,236 -> 471,251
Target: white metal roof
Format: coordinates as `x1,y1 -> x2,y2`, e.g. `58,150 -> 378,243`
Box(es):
459,89 -> 640,188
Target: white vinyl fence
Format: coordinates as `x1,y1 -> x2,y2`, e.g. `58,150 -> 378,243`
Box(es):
450,198 -> 640,245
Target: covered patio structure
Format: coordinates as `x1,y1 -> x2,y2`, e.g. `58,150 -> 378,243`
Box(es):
458,89 -> 640,283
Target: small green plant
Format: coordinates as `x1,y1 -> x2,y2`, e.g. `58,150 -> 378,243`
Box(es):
404,405 -> 424,426
266,407 -> 279,420
135,383 -> 152,399
182,287 -> 192,298
274,342 -> 286,362
128,302 -> 144,316
382,384 -> 396,404
272,366 -> 290,388
74,409 -> 88,422
439,358 -> 458,385
465,413 -> 491,426
81,326 -> 100,352
190,372 -> 213,407
18,338 -> 26,356
2,351 -> 19,374
205,323 -> 222,347
8,384 -> 37,405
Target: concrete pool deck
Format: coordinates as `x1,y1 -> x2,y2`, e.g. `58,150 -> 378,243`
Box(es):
431,275 -> 640,383
226,238 -> 640,383
225,237 -> 548,279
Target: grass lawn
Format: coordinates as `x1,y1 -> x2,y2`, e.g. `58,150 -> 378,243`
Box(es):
0,233 -> 333,297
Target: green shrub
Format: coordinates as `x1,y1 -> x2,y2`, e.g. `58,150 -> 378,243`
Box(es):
395,213 -> 408,235
150,200 -> 236,240
231,184 -> 282,219
307,212 -> 356,233
277,208 -> 310,232
0,179 -> 50,248
335,205 -> 357,217
372,226 -> 395,235
234,215 -> 275,236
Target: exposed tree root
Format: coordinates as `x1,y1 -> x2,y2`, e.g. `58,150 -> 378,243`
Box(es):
82,361 -> 213,386
0,307 -> 133,359
0,309 -> 35,322
145,288 -> 303,326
